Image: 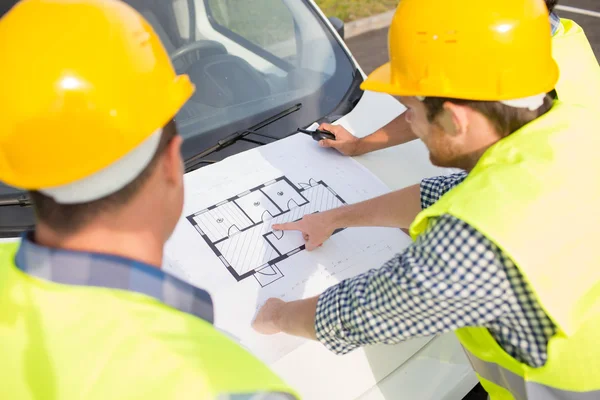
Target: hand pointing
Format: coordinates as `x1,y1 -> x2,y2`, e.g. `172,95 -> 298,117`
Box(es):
272,213 -> 336,251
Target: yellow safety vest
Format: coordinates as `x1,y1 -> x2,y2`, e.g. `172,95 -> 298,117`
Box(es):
0,242 -> 299,400
552,18 -> 600,108
410,102 -> 600,399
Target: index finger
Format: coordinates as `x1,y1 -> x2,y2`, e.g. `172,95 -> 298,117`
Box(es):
272,221 -> 302,232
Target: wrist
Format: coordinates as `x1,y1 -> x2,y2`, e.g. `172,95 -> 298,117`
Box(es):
273,301 -> 287,332
277,297 -> 319,340
351,137 -> 364,156
324,206 -> 348,232
353,136 -> 371,156
356,130 -> 389,155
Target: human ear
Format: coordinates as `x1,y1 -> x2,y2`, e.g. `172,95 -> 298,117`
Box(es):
162,135 -> 184,185
441,102 -> 470,137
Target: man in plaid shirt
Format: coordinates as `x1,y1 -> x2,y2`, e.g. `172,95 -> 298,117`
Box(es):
252,0 -> 599,387
253,175 -> 557,369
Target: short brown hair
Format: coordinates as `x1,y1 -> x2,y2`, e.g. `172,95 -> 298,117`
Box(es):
29,120 -> 178,233
545,0 -> 558,13
422,96 -> 554,138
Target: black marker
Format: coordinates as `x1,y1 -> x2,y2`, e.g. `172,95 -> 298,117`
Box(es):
297,128 -> 336,141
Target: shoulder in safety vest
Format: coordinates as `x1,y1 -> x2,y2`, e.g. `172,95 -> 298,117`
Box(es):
552,18 -> 600,108
0,242 -> 299,400
410,102 -> 600,399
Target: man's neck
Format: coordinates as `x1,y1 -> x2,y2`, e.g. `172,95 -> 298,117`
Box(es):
455,144 -> 496,172
34,223 -> 165,268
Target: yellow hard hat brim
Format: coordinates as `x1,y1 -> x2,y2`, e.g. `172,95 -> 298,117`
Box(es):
360,62 -> 415,97
360,60 -> 559,100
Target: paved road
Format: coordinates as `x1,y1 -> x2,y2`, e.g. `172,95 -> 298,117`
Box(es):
347,0 -> 600,75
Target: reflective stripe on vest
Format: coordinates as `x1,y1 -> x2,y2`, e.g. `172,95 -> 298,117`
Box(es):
463,349 -> 600,400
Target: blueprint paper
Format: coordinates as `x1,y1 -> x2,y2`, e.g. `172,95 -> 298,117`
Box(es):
164,132 -> 413,363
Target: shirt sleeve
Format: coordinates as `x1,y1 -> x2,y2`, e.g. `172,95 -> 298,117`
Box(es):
314,214 -> 513,355
420,172 -> 468,209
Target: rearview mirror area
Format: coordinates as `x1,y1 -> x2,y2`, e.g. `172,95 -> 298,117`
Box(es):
328,16 -> 345,40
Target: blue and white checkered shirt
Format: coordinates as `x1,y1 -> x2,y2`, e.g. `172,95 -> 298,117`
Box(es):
315,172 -> 557,368
550,12 -> 561,36
15,232 -> 215,323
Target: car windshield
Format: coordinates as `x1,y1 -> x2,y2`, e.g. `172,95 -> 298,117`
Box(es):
131,0 -> 358,160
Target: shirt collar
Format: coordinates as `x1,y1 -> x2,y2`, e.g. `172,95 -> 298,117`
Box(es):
550,12 -> 561,36
15,232 -> 214,324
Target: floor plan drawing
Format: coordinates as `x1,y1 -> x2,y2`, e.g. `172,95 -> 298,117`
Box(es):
186,176 -> 346,287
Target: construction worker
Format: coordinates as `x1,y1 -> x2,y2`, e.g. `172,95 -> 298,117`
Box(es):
0,1 -> 297,399
253,0 -> 600,399
320,0 -> 600,157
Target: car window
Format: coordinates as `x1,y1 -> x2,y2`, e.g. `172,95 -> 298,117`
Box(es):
206,0 -> 297,62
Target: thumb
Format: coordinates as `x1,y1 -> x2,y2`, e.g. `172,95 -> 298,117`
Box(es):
305,238 -> 323,251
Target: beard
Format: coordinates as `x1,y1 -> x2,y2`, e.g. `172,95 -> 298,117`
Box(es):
428,146 -> 487,172
423,123 -> 496,172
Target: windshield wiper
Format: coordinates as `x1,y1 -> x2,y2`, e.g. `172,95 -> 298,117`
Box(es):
184,103 -> 302,173
0,192 -> 31,208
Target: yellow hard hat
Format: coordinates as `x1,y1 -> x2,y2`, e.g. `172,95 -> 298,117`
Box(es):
0,0 -> 194,196
361,0 -> 559,101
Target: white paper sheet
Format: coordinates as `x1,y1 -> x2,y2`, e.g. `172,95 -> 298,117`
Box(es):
164,131 -> 413,363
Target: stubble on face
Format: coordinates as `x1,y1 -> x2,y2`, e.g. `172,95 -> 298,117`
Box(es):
401,98 -> 487,172
407,108 -> 466,170
428,126 -> 485,171
425,123 -> 473,170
